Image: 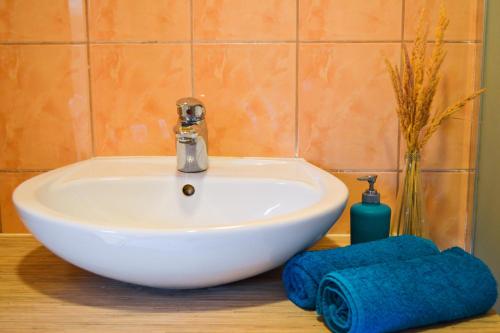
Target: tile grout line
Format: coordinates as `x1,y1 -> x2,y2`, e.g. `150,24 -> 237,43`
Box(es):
420,169 -> 475,173
87,40 -> 191,45
0,171 -> 2,229
299,40 -> 401,44
190,0 -> 195,96
0,169 -> 52,173
0,40 -> 482,46
84,0 -> 96,157
299,40 -> 482,44
194,39 -> 296,44
395,0 -> 406,197
0,41 -> 87,45
294,0 -> 300,158
330,169 -> 400,173
0,168 -> 473,174
324,168 -> 474,173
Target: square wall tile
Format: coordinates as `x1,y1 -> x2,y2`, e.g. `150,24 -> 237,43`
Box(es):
90,44 -> 191,156
422,171 -> 469,249
298,43 -> 400,170
0,45 -> 92,169
329,172 -> 397,235
404,0 -> 484,41
88,0 -> 190,41
0,0 -> 86,42
400,43 -> 482,170
193,0 -> 296,41
299,0 -> 402,41
193,44 -> 295,157
0,172 -> 40,233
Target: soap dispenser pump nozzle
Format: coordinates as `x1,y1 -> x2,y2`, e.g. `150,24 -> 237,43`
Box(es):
357,175 -> 380,204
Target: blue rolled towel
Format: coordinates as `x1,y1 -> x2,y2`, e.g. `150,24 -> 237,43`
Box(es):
317,247 -> 498,333
282,235 -> 439,310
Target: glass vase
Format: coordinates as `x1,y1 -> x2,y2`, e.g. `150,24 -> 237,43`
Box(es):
393,151 -> 427,237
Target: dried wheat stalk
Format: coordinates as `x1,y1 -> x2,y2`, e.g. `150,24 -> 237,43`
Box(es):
387,4 -> 484,236
385,5 -> 485,153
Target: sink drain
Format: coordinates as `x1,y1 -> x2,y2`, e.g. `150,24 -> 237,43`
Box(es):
182,184 -> 195,196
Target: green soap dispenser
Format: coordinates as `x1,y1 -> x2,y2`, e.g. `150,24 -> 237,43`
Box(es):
350,175 -> 391,245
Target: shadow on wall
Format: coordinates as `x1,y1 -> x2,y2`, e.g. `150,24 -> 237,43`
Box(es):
17,246 -> 286,312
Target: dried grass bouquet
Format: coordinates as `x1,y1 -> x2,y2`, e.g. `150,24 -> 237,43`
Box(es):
385,5 -> 484,236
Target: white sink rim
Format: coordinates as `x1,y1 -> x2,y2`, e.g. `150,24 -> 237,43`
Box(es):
14,156 -> 348,236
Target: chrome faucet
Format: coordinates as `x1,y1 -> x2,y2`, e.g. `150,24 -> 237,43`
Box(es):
174,97 -> 208,173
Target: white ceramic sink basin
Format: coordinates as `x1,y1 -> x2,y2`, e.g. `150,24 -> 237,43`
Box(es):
14,157 -> 348,288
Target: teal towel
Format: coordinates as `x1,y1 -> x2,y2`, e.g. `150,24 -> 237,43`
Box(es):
282,235 -> 439,310
317,247 -> 498,333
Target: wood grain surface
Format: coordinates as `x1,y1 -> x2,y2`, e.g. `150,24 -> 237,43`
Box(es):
0,234 -> 498,332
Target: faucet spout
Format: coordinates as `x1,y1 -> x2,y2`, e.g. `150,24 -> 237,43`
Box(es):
175,98 -> 208,173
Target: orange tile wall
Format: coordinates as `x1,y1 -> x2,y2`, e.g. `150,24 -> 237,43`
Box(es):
0,0 -> 484,249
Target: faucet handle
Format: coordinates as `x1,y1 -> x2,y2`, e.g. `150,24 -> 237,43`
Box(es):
176,97 -> 205,123
175,124 -> 198,144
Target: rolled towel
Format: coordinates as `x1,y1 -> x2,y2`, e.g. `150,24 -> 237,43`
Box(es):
282,235 -> 439,310
317,247 -> 498,333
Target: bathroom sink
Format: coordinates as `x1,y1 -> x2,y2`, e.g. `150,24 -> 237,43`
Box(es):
13,157 -> 348,288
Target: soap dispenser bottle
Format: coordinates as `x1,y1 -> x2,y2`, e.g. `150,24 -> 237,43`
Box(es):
350,175 -> 391,244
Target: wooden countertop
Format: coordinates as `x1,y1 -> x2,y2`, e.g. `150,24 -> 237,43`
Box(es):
0,234 -> 498,332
